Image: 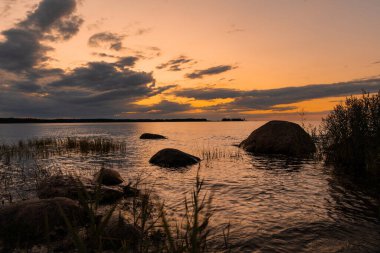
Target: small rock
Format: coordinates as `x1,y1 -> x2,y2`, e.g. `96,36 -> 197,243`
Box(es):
94,168 -> 124,186
149,148 -> 201,168
140,133 -> 166,139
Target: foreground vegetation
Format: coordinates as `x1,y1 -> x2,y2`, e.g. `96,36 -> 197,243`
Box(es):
60,169 -> 229,253
0,137 -> 232,252
320,91 -> 380,176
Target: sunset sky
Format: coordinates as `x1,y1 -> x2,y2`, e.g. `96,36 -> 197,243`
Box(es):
0,0 -> 380,120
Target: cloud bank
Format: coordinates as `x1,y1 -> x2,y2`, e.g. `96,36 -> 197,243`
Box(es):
0,0 -> 171,118
174,78 -> 380,111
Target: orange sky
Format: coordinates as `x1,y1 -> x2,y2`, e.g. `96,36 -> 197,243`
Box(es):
1,0 -> 380,119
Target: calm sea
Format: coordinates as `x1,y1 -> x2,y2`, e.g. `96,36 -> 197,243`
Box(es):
0,121 -> 379,252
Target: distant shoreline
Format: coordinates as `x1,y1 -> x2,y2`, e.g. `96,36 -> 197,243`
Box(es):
0,118 -> 209,124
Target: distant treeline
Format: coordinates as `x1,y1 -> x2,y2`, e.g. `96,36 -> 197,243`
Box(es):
221,118 -> 246,121
0,118 -> 208,124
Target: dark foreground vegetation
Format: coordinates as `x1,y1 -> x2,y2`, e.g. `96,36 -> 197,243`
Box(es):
0,137 -> 232,252
321,92 -> 380,176
0,167 -> 230,252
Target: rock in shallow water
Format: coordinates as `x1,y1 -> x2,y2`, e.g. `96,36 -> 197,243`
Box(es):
140,133 -> 167,139
149,148 -> 201,168
239,120 -> 316,156
0,197 -> 86,247
94,168 -> 124,186
37,175 -> 125,204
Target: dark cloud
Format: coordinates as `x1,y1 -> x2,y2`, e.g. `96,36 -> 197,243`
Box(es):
88,32 -> 125,51
91,54 -> 140,67
0,0 -> 82,72
0,28 -> 52,71
185,65 -> 236,79
0,0 -> 176,118
0,59 -> 176,117
48,61 -> 153,92
156,55 -> 196,71
174,78 -> 380,111
373,61 -> 380,65
114,56 -> 139,68
19,0 -> 83,41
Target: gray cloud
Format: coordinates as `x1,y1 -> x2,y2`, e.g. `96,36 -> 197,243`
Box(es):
0,28 -> 52,71
174,78 -> 380,111
0,0 -> 179,118
88,32 -> 125,51
0,59 -> 176,117
114,56 -> 139,68
19,0 -> 83,41
48,61 -> 153,92
0,0 -> 82,72
157,55 -> 196,71
185,65 -> 236,79
91,54 -> 140,67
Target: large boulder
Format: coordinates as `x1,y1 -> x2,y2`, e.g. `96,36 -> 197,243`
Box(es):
149,148 -> 201,168
239,120 -> 316,156
94,168 -> 124,186
140,133 -> 167,139
0,197 -> 86,247
37,175 -> 124,204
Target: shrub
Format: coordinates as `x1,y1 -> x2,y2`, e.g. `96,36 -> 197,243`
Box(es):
321,91 -> 380,175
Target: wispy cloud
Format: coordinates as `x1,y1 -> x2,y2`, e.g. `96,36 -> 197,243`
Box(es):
88,32 -> 125,51
157,55 -> 196,71
185,65 -> 236,79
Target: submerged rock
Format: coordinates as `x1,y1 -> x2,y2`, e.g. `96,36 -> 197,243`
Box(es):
94,168 -> 124,186
140,133 -> 167,139
239,120 -> 316,156
0,197 -> 86,247
149,148 -> 201,168
37,175 -> 124,204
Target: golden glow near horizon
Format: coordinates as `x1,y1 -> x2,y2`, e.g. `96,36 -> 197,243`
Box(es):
1,0 -> 380,119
